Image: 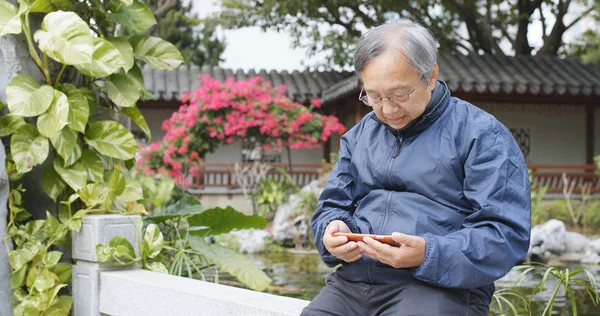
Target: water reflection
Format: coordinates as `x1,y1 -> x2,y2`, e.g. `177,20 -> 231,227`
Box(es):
218,253 -> 600,315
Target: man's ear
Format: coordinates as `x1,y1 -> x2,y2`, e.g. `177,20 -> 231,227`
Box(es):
428,64 -> 439,92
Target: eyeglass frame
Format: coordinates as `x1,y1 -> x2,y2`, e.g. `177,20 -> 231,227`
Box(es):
358,78 -> 424,107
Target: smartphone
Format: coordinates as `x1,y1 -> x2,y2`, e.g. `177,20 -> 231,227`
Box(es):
332,232 -> 400,247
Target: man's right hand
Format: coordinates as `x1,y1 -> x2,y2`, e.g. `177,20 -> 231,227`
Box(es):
323,220 -> 362,263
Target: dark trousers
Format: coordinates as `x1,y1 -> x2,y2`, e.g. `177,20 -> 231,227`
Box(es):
300,273 -> 490,316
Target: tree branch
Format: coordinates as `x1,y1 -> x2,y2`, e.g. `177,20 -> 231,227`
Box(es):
498,22 -> 516,47
565,6 -> 595,30
154,0 -> 177,20
146,0 -> 177,35
539,5 -> 547,40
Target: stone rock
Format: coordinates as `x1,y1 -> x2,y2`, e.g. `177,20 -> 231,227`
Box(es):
590,238 -> 600,254
272,179 -> 323,243
528,219 -> 567,258
230,229 -> 270,254
564,231 -> 590,254
581,252 -> 600,265
0,139 -> 12,316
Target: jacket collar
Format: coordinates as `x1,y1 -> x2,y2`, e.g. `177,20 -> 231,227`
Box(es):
371,80 -> 450,138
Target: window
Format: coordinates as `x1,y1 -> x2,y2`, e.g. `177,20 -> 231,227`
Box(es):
509,128 -> 531,162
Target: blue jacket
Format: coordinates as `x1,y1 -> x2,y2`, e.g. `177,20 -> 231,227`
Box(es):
311,81 -> 531,303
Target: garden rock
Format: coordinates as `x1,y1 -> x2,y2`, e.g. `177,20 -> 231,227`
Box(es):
590,238 -> 600,254
528,219 -> 567,258
564,231 -> 590,254
272,179 -> 323,244
230,229 -> 270,254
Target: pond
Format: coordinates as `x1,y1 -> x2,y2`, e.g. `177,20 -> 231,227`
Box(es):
219,252 -> 600,315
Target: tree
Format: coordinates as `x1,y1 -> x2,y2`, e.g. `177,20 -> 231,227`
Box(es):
210,0 -> 599,69
564,1 -> 600,67
137,0 -> 226,66
137,74 -> 346,184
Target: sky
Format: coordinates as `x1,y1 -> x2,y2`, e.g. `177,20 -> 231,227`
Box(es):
193,0 -> 313,71
192,0 -> 594,72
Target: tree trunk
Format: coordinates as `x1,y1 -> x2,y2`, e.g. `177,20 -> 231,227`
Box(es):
514,0 -> 532,55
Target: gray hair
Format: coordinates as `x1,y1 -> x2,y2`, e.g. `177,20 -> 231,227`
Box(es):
354,18 -> 438,84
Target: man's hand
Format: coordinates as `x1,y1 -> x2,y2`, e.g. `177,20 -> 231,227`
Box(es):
323,220 -> 362,263
357,232 -> 426,268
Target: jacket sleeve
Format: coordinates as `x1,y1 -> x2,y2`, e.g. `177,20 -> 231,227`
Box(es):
412,122 -> 531,289
310,129 -> 360,267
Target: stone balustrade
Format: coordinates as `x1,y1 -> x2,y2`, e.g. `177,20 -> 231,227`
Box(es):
71,214 -> 309,316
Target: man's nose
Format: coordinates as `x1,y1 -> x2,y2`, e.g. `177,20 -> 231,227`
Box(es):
381,99 -> 401,115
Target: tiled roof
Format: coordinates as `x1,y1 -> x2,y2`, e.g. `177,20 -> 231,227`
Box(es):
141,54 -> 600,106
320,54 -> 600,104
141,65 -> 353,104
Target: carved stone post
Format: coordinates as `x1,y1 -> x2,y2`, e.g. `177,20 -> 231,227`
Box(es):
71,215 -> 141,316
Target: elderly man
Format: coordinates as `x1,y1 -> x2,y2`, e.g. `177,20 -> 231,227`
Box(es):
303,19 -> 531,315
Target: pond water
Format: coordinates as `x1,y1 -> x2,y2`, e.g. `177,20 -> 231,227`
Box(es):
219,252 -> 600,315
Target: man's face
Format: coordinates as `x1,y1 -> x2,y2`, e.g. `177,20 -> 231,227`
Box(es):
360,50 -> 438,129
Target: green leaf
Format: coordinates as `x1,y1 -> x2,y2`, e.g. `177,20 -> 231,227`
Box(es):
54,157 -> 88,191
41,165 -> 66,202
145,262 -> 167,274
30,0 -> 73,12
81,149 -> 104,182
9,248 -> 36,271
65,217 -> 83,232
75,37 -> 126,77
120,105 -> 151,141
128,63 -> 145,90
0,1 -> 21,36
84,121 -> 138,160
106,74 -> 140,107
108,170 -> 126,196
145,193 -> 201,223
0,115 -> 26,137
11,266 -> 27,289
129,35 -> 184,70
37,89 -> 69,138
109,1 -> 156,33
50,263 -> 72,284
6,74 -> 54,117
143,224 -> 164,258
78,183 -> 109,208
33,269 -> 59,292
44,211 -> 66,239
187,206 -> 267,236
188,237 -> 272,291
42,251 -> 63,268
33,11 -> 93,65
51,127 -> 82,167
108,37 -> 134,71
45,295 -> 72,316
117,177 -> 143,202
10,124 -> 49,173
64,84 -> 90,133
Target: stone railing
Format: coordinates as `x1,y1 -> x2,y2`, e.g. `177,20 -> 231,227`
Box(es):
71,215 -> 309,316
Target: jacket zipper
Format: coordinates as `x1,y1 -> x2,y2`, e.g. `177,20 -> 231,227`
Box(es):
382,133 -> 403,234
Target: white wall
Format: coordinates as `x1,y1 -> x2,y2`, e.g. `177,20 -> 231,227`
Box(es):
138,104 -> 595,165
478,103 -> 587,164
137,108 -> 176,142
595,106 -> 600,158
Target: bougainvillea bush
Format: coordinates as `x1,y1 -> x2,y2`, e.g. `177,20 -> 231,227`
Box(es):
137,74 -> 346,183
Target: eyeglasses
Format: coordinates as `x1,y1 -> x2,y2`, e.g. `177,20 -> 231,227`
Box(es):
358,78 -> 422,107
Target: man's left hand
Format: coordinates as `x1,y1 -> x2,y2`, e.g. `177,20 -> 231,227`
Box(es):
357,232 -> 426,269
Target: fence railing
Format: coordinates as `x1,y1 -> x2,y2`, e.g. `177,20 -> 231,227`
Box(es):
192,162 -> 324,190
529,164 -> 600,194
190,163 -> 600,194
